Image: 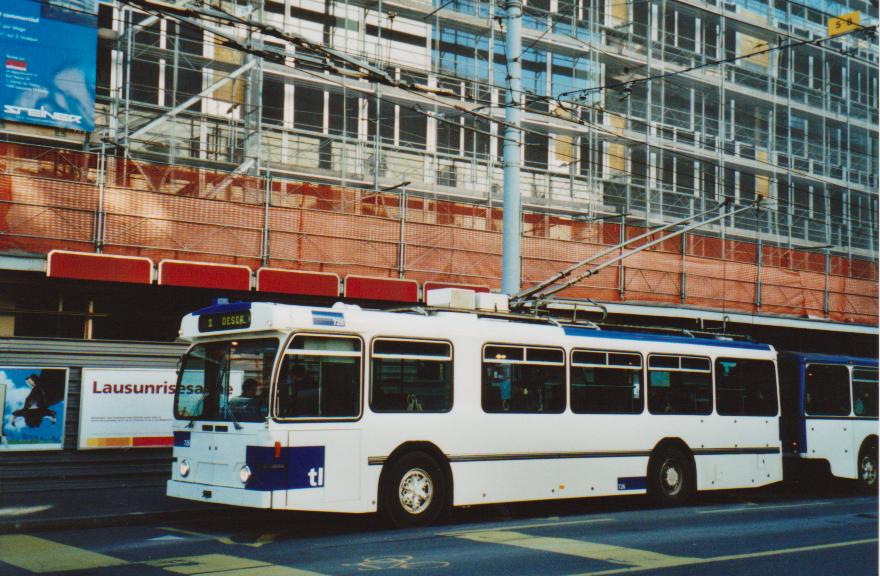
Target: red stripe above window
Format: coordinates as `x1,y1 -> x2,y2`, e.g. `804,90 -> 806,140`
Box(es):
47,250 -> 153,284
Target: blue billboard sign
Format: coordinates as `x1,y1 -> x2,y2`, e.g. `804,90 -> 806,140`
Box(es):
1,367 -> 69,451
0,0 -> 98,132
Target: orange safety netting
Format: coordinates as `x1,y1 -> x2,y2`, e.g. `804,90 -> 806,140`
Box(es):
0,142 -> 876,325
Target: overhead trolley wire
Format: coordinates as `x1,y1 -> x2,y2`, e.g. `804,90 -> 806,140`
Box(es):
114,0 -> 874,230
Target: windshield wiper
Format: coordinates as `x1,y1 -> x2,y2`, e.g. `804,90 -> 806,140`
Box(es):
226,402 -> 242,431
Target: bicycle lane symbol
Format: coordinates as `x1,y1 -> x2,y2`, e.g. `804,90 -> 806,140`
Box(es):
342,555 -> 450,571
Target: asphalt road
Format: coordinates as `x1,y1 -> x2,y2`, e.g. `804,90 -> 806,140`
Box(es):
0,485 -> 876,576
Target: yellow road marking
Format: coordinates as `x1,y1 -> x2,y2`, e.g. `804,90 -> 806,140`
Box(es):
571,538 -> 878,575
452,530 -> 699,570
0,536 -> 320,576
147,554 -> 324,576
441,517 -> 614,536
697,501 -> 831,515
0,535 -> 128,573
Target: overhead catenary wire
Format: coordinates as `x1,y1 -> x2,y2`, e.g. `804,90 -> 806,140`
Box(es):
116,37 -> 864,235
111,0 -> 875,236
557,24 -> 877,99
260,6 -> 874,185
73,5 -> 880,240
117,37 -> 863,234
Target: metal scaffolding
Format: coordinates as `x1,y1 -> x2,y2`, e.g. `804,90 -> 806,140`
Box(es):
89,0 -> 876,285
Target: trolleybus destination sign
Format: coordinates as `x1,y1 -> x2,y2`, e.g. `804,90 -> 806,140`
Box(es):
198,310 -> 251,332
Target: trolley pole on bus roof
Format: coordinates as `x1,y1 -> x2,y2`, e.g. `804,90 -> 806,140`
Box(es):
501,0 -> 523,295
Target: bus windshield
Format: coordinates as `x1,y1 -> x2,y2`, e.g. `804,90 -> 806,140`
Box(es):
175,338 -> 279,422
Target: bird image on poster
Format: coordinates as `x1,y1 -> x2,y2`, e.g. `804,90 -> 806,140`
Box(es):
0,367 -> 68,450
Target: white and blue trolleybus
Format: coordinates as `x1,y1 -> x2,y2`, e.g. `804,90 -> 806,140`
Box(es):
778,352 -> 878,490
168,293 -> 783,526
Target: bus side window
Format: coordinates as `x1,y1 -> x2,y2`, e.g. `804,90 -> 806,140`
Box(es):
570,350 -> 643,414
805,364 -> 851,416
647,355 -> 712,415
852,367 -> 878,417
370,339 -> 453,413
715,358 -> 778,417
481,345 -> 565,413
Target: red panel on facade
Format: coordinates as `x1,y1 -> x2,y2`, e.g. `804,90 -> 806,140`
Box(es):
47,250 -> 153,284
422,282 -> 490,298
344,275 -> 419,303
159,260 -> 251,291
256,268 -> 340,297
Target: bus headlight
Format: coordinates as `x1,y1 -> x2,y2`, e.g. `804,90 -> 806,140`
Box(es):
239,464 -> 252,484
179,458 -> 191,478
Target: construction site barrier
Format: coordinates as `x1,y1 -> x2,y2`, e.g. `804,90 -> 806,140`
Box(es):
0,142 -> 875,325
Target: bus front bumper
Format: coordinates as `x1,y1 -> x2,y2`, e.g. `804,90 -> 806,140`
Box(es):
167,480 -> 274,508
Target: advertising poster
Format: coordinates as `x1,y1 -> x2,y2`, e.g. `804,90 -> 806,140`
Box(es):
0,367 -> 68,451
78,368 -> 178,449
0,0 -> 98,132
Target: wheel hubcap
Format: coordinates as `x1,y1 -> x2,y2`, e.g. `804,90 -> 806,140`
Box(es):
861,455 -> 877,486
399,468 -> 433,514
660,460 -> 682,495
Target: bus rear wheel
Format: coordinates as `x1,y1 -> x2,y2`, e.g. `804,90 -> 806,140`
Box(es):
857,442 -> 878,493
381,451 -> 448,528
648,446 -> 694,506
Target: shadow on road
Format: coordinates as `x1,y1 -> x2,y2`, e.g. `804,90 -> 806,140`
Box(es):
168,471 -> 876,543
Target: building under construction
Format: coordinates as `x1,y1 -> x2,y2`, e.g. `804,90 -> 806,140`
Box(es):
0,0 -> 876,494
0,0 -> 877,345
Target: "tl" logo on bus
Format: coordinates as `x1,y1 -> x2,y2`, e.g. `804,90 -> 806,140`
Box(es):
290,446 -> 325,489
308,467 -> 325,487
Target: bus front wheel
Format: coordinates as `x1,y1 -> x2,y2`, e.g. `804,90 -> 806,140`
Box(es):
381,451 -> 448,528
857,441 -> 878,493
647,446 -> 694,506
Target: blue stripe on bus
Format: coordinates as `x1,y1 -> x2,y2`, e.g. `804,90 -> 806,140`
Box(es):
245,445 -> 325,491
779,351 -> 879,367
617,477 -> 647,491
562,326 -> 772,351
173,431 -> 191,448
312,311 -> 345,327
193,301 -> 253,316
